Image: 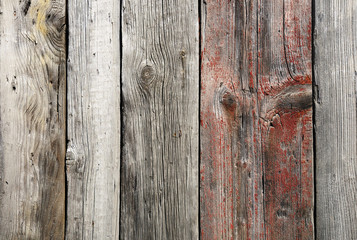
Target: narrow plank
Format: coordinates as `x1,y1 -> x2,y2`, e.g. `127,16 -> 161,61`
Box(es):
259,0 -> 313,238
0,0 -> 66,238
66,0 -> 121,239
201,0 -> 313,239
315,1 -> 357,239
120,0 -> 199,239
200,1 -> 263,239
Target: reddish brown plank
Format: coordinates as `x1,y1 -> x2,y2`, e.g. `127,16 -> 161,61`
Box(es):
200,1 -> 263,239
200,0 -> 313,239
258,0 -> 313,238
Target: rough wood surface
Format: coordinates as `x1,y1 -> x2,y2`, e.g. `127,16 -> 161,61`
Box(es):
200,0 -> 313,239
259,1 -> 313,239
120,0 -> 199,239
315,1 -> 357,239
66,0 -> 121,239
0,0 -> 66,239
200,1 -> 263,239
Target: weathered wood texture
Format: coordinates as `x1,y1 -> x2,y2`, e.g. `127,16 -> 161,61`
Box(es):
315,1 -> 357,239
200,0 -> 313,239
66,0 -> 121,239
200,1 -> 263,239
259,1 -> 313,239
0,0 -> 66,239
120,0 -> 199,239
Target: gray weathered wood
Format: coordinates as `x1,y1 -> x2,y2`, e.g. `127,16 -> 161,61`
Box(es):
0,0 -> 66,238
315,1 -> 357,239
66,0 -> 121,239
120,0 -> 199,239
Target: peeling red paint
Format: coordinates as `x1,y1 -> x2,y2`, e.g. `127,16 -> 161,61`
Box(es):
201,0 -> 312,239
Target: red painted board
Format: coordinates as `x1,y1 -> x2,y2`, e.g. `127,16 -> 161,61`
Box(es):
200,0 -> 313,239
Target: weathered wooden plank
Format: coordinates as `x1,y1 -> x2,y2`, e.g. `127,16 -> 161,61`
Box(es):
200,1 -> 263,239
201,0 -> 313,239
259,0 -> 313,238
0,0 -> 66,238
315,1 -> 357,239
66,0 -> 121,239
120,0 -> 199,239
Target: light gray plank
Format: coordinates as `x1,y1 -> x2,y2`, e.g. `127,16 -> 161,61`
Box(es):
66,0 -> 121,239
0,0 -> 66,238
120,0 -> 199,239
315,1 -> 357,239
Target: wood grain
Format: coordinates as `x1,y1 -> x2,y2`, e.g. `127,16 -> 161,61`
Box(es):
200,1 -> 263,239
0,0 -> 66,238
120,0 -> 199,239
66,0 -> 121,239
200,0 -> 313,239
259,0 -> 313,239
315,1 -> 357,239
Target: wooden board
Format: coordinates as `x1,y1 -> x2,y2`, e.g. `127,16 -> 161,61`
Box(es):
200,1 -> 263,239
66,0 -> 121,239
315,1 -> 357,239
200,0 -> 314,239
259,0 -> 313,238
0,0 -> 66,238
120,0 -> 199,239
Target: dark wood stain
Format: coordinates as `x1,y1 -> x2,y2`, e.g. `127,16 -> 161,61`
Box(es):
22,0 -> 31,16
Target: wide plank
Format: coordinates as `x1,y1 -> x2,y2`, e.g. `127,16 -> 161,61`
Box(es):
315,1 -> 357,239
120,0 -> 199,239
66,0 -> 121,239
0,0 -> 66,238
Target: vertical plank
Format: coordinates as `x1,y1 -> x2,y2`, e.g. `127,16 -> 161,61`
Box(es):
0,0 -> 66,238
201,0 -> 313,239
66,0 -> 121,239
259,0 -> 313,238
120,0 -> 199,239
200,1 -> 263,239
315,1 -> 357,239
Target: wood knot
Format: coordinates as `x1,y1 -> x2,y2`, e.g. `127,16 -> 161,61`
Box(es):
21,0 -> 31,16
140,65 -> 156,83
221,92 -> 237,112
180,50 -> 186,58
11,76 -> 17,92
276,209 -> 288,218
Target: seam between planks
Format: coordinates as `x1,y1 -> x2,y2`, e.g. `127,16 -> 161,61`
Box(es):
119,0 -> 123,238
311,0 -> 317,239
198,0 -> 202,239
64,0 -> 69,238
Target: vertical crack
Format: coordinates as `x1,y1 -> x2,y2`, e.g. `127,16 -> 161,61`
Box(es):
282,0 -> 297,83
255,0 -> 267,239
